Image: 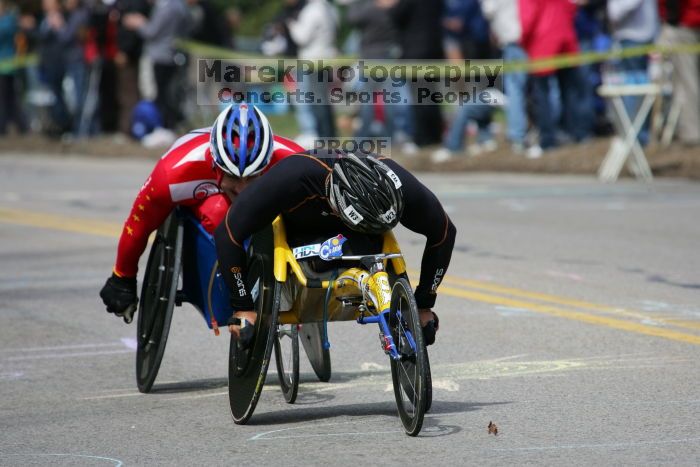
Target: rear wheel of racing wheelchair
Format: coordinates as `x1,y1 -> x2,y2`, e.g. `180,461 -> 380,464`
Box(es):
228,226 -> 281,424
274,323 -> 299,403
299,322 -> 332,382
389,278 -> 428,436
136,213 -> 183,393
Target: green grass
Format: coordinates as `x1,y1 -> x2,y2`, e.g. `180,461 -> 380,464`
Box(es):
268,113 -> 299,138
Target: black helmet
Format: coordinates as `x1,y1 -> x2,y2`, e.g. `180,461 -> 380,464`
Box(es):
327,153 -> 404,234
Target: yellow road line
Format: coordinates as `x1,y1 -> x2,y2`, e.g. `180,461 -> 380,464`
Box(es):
411,270 -> 700,340
445,275 -> 653,321
661,320 -> 700,331
439,285 -> 700,346
437,271 -> 700,335
408,267 -> 648,320
0,207 -> 121,238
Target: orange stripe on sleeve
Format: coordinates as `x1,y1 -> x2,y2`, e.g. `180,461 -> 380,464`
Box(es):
428,213 -> 450,249
224,206 -> 242,248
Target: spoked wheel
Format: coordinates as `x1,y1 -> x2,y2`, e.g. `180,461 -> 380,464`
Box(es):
388,269 -> 432,413
228,227 -> 280,424
389,278 -> 428,436
299,322 -> 332,382
136,213 -> 182,393
274,324 -> 299,403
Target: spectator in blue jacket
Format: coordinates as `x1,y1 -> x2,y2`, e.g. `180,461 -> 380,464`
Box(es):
0,0 -> 27,134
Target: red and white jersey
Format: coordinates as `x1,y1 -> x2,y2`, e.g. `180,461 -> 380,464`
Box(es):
113,130 -> 305,278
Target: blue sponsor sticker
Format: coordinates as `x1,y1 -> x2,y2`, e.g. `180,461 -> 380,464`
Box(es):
319,234 -> 347,261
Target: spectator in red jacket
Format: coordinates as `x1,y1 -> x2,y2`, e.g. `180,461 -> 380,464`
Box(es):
519,0 -> 592,149
658,0 -> 700,145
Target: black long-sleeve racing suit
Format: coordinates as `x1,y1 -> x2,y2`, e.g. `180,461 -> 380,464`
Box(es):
214,150 -> 457,313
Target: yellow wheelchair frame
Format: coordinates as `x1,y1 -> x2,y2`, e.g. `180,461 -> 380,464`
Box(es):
271,216 -> 407,326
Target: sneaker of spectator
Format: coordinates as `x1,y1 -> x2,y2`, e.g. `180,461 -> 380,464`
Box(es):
142,127 -> 177,148
294,133 -> 319,150
468,139 -> 497,156
431,147 -> 460,164
512,142 -> 543,159
401,141 -> 420,157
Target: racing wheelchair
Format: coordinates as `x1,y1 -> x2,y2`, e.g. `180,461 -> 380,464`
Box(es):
228,217 -> 433,436
135,208 -> 330,394
138,209 -> 433,436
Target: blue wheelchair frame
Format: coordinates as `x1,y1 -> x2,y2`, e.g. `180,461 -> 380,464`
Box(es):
177,207 -> 235,332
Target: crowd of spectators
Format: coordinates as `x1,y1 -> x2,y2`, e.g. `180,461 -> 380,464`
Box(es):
0,0 -> 233,141
0,0 -> 698,158
270,0 -> 700,158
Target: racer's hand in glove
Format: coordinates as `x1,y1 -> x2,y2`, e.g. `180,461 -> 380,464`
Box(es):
228,310 -> 258,350
100,273 -> 138,323
419,309 -> 439,346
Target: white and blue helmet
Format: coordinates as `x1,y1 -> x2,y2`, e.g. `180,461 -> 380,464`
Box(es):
210,103 -> 274,178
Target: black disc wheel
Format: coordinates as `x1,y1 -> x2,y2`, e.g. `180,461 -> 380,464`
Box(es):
425,350 -> 433,413
389,278 -> 428,436
274,324 -> 299,403
136,213 -> 182,393
228,227 -> 280,424
299,322 -> 332,382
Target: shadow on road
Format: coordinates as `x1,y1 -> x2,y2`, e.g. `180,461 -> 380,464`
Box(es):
648,274 -> 700,290
619,266 -> 700,290
248,399 -> 512,429
149,377 -> 227,394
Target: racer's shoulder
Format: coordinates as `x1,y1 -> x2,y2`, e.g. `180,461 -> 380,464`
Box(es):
374,156 -> 414,179
272,134 -> 306,155
265,151 -> 333,179
158,128 -> 212,164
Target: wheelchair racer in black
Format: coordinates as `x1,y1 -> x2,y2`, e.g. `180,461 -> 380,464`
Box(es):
214,149 -> 457,347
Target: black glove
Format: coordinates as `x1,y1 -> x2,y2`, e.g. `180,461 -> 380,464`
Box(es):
228,315 -> 255,350
422,312 -> 439,346
100,273 -> 138,323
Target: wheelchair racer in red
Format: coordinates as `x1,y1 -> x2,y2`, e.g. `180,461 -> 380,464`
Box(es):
99,103 -> 305,323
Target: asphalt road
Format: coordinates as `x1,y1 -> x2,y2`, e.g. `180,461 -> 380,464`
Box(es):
1,153 -> 699,466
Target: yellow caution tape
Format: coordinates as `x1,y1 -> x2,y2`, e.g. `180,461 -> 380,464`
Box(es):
0,54 -> 37,72
3,40 -> 698,77
177,39 -> 700,75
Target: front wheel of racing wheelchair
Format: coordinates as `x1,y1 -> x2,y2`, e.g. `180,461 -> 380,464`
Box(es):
136,213 -> 182,393
389,278 -> 429,436
227,228 -> 334,417
387,266 -> 432,414
228,226 -> 281,424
